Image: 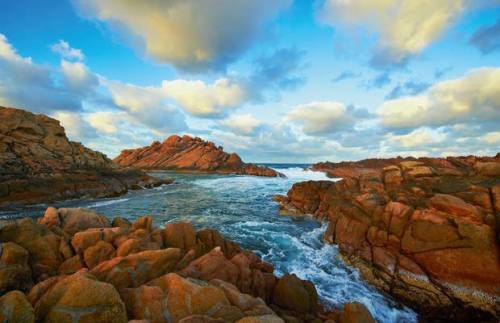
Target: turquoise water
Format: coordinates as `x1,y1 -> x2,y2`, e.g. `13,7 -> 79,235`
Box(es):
0,166 -> 416,322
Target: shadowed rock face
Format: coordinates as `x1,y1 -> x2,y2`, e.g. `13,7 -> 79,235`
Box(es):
0,207 -> 371,322
114,135 -> 283,177
0,107 -> 171,206
275,155 -> 500,322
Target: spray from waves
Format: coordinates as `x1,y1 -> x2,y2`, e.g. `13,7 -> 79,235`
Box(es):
271,167 -> 336,181
230,220 -> 417,323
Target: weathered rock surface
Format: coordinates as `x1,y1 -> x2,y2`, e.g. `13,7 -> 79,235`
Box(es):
0,107 -> 172,207
0,207 -> 368,322
276,155 -> 500,322
114,135 -> 283,177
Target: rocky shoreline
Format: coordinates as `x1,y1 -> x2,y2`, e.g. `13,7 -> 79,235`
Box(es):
274,155 -> 500,322
114,135 -> 283,178
0,107 -> 172,207
0,207 -> 375,323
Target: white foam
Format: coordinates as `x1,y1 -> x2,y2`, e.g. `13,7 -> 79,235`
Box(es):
85,198 -> 130,208
272,167 -> 334,181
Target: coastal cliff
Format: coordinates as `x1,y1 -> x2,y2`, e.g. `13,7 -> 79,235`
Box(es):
114,135 -> 282,177
0,107 -> 170,207
0,207 -> 374,323
275,155 -> 500,322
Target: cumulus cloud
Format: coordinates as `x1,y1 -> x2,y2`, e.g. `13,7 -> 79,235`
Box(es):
319,0 -> 465,67
50,40 -> 84,61
75,0 -> 291,71
385,127 -> 447,149
219,114 -> 262,136
0,33 -> 81,111
481,131 -> 500,144
286,101 -> 371,135
106,81 -> 188,133
378,67 -> 500,128
469,19 -> 500,55
163,78 -> 246,117
60,60 -> 99,95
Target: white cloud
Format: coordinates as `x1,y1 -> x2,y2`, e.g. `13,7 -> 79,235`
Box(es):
162,78 -> 246,117
219,114 -> 262,136
0,33 -> 81,112
481,131 -> 500,144
76,0 -> 291,71
85,111 -> 124,134
50,40 -> 84,61
378,67 -> 500,128
105,80 -> 187,134
286,101 -> 356,135
385,127 -> 447,148
52,111 -> 96,140
319,0 -> 464,66
60,60 -> 99,94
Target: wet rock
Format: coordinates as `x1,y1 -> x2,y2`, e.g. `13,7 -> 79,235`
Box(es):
279,155 -> 500,321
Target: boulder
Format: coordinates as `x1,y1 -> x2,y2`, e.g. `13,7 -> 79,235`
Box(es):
0,290 -> 35,323
83,240 -> 116,269
148,273 -> 230,322
33,270 -> 127,323
0,242 -> 33,293
90,248 -> 182,289
162,222 -> 197,252
339,302 -> 375,323
272,274 -> 318,314
0,218 -> 62,279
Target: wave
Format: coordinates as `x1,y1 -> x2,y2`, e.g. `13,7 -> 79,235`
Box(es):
272,167 -> 335,181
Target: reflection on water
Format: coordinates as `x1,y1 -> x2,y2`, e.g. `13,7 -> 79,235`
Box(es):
0,165 -> 416,323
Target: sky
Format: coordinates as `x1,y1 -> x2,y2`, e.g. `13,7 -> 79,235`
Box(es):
0,0 -> 499,163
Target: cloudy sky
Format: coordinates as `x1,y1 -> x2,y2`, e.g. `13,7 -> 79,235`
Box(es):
0,0 -> 499,162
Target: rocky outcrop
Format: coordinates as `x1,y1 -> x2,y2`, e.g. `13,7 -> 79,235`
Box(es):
0,107 -> 172,207
114,135 -> 283,177
275,155 -> 500,322
0,207 -> 371,322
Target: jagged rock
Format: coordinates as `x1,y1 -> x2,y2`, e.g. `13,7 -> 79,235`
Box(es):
162,222 -> 197,252
277,155 -> 500,321
0,107 -> 171,207
0,290 -> 35,323
113,135 -> 283,177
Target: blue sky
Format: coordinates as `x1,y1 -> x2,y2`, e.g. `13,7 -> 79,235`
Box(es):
0,0 -> 499,162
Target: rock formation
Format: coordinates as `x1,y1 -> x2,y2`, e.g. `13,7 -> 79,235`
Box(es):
114,135 -> 283,177
275,155 -> 500,322
0,207 -> 374,322
0,107 -> 171,206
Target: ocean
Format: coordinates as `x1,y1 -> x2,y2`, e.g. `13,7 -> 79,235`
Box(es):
0,164 -> 417,322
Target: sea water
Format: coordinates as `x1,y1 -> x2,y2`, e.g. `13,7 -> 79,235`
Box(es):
0,165 -> 417,323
